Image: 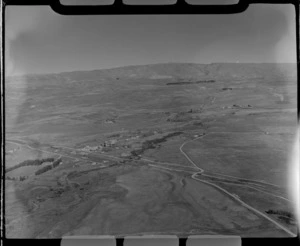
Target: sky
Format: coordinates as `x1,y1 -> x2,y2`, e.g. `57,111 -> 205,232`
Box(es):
5,3 -> 297,76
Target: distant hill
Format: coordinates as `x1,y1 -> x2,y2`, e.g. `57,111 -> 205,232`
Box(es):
5,62 -> 297,143
6,63 -> 297,84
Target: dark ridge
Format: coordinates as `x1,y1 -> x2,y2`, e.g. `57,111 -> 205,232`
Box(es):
166,80 -> 215,85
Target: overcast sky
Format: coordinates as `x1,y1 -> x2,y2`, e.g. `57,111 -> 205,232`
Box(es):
5,4 -> 296,76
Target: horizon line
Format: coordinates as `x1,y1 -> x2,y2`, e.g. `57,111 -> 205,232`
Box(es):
5,61 -> 297,78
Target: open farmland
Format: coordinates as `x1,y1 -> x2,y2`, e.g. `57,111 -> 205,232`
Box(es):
5,63 -> 298,237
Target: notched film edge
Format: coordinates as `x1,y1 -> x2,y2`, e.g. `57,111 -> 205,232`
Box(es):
2,0 -> 299,244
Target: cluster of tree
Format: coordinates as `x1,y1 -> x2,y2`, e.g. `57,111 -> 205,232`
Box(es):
35,165 -> 53,175
52,158 -> 62,168
6,176 -> 17,181
131,132 -> 182,157
6,157 -> 55,173
19,176 -> 27,181
35,158 -> 62,175
266,209 -> 294,219
34,158 -> 62,175
166,80 -> 215,85
222,87 -> 233,91
6,176 -> 27,181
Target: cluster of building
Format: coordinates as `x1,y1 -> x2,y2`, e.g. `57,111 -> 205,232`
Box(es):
6,149 -> 16,154
79,145 -> 102,152
103,139 -> 118,147
77,139 -> 119,154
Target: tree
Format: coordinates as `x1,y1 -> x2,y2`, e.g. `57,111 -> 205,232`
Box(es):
52,158 -> 62,168
35,165 -> 53,175
19,176 -> 26,181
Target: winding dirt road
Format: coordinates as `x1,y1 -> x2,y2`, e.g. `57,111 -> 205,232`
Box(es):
152,132 -> 296,237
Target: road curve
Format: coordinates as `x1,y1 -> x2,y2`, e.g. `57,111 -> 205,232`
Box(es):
179,134 -> 205,173
149,161 -> 296,236
179,132 -> 282,188
192,174 -> 296,237
179,134 -> 296,237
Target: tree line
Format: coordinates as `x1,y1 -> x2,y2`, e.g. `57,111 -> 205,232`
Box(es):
6,157 -> 55,173
5,157 -> 62,181
265,209 -> 294,219
35,158 -> 62,175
